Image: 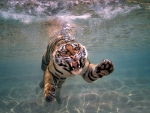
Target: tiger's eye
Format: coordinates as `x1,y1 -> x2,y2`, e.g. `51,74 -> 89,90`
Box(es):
56,52 -> 60,57
60,51 -> 68,57
74,47 -> 78,50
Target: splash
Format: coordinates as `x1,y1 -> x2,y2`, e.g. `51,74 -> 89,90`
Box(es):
94,4 -> 141,20
58,13 -> 91,20
0,10 -> 35,24
0,0 -> 141,24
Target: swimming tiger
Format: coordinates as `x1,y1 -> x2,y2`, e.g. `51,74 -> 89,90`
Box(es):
39,19 -> 114,103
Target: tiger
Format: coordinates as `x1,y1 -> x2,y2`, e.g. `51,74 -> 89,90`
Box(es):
39,18 -> 114,104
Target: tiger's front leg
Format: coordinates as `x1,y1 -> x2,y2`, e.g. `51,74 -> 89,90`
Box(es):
44,69 -> 56,102
82,59 -> 114,83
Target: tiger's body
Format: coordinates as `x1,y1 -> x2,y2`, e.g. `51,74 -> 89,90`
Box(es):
40,19 -> 114,103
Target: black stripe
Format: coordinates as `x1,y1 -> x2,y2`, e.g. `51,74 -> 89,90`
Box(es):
49,71 -> 59,80
88,73 -> 95,81
63,68 -> 72,74
90,71 -> 97,78
53,78 -> 57,85
55,73 -> 61,78
60,77 -> 66,80
49,71 -> 55,76
53,76 -> 59,80
83,70 -> 88,78
58,80 -> 65,83
49,71 -> 59,85
82,62 -> 90,76
53,63 -> 63,75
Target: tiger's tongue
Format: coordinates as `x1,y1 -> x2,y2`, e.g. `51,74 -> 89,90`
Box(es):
72,62 -> 78,68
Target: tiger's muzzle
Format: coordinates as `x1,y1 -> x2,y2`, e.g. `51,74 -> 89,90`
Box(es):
68,55 -> 81,73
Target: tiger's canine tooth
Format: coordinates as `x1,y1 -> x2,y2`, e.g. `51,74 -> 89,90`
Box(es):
70,62 -> 72,67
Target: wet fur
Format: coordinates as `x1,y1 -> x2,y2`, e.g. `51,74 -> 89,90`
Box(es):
40,18 -> 114,103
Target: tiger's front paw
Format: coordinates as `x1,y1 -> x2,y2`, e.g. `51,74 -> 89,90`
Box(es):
44,83 -> 56,102
95,59 -> 114,77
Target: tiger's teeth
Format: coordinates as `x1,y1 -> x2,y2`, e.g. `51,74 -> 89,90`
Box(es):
70,62 -> 72,67
77,60 -> 80,67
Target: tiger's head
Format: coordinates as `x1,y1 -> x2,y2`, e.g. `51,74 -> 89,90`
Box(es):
53,42 -> 87,75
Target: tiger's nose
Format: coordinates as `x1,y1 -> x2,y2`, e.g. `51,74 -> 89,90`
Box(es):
71,55 -> 76,59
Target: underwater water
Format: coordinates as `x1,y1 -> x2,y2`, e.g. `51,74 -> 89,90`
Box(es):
0,0 -> 150,113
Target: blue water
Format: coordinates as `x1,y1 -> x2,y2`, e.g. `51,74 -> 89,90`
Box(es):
0,0 -> 150,113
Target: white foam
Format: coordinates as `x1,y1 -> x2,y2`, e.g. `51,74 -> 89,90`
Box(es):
0,10 -> 90,24
0,10 -> 40,24
96,4 -> 141,20
58,13 -> 91,20
0,0 -> 141,24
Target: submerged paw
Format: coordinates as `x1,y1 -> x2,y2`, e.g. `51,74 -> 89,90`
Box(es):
44,83 -> 56,102
45,92 -> 55,102
96,59 -> 114,76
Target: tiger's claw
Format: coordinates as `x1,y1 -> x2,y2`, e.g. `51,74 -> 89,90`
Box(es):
45,92 -> 56,102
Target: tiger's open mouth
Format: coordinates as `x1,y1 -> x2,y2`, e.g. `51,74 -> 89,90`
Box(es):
70,60 -> 82,75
